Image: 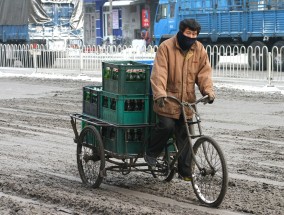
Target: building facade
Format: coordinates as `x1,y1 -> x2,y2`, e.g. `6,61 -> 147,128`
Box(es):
83,0 -> 156,45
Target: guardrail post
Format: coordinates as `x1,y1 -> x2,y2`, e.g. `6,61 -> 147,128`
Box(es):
33,50 -> 37,72
80,48 -> 83,72
267,52 -> 274,87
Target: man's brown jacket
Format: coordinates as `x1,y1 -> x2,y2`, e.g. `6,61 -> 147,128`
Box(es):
150,35 -> 215,119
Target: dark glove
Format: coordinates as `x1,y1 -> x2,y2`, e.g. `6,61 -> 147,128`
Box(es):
203,94 -> 215,104
208,95 -> 215,104
156,97 -> 166,108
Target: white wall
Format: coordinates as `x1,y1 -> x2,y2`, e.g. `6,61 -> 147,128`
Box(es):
121,5 -> 141,40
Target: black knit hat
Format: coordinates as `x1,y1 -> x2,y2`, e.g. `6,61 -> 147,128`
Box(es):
179,19 -> 201,35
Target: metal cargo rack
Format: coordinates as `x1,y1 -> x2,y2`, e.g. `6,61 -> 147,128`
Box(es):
70,112 -> 161,185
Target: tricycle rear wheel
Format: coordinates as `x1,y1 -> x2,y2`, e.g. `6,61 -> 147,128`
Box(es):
151,142 -> 176,182
77,125 -> 105,188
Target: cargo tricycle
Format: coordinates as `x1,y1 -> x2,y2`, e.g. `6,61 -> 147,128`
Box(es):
70,94 -> 228,207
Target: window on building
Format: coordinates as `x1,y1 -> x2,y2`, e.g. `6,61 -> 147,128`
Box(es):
84,3 -> 96,45
130,5 -> 137,13
85,3 -> 96,13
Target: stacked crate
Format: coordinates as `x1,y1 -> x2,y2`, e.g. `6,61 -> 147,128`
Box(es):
82,85 -> 102,118
82,60 -> 154,156
101,61 -> 151,125
101,61 -> 151,156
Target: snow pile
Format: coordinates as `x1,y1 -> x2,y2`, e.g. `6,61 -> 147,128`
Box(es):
0,71 -> 102,82
214,82 -> 283,95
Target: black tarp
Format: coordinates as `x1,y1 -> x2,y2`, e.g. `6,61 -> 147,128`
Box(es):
0,0 -> 31,25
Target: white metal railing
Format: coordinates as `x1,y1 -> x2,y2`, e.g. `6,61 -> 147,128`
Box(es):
206,44 -> 284,82
0,43 -> 283,83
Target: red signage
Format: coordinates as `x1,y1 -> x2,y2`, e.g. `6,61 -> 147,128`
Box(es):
141,9 -> 150,28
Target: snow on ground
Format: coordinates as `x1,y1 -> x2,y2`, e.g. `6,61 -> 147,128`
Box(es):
0,69 -> 283,95
0,70 -> 102,82
214,82 -> 284,95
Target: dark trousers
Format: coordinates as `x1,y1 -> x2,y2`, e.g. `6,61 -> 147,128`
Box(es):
146,114 -> 191,177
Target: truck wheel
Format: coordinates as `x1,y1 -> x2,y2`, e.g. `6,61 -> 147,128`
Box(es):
248,41 -> 267,71
272,41 -> 284,72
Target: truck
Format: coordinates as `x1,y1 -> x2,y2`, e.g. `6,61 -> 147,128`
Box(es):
153,0 -> 284,70
0,0 -> 83,67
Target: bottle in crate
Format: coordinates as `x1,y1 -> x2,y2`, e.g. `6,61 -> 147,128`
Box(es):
102,96 -> 108,108
110,98 -> 116,110
126,129 -> 133,141
133,100 -> 139,111
84,90 -> 90,101
104,66 -> 111,79
112,68 -> 119,80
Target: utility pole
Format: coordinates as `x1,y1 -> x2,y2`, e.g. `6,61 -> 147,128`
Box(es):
109,0 -> 113,44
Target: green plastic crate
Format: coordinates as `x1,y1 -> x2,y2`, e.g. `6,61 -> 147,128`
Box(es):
103,127 -> 149,156
102,61 -> 151,94
101,91 -> 150,125
83,86 -> 102,117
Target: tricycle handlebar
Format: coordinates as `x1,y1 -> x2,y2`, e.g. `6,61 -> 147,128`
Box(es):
166,95 -> 209,107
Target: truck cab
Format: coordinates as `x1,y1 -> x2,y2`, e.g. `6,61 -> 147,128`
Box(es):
154,0 -> 179,45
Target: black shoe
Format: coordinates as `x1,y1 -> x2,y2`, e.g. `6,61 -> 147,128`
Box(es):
144,154 -> 157,167
180,176 -> 192,181
178,174 -> 192,181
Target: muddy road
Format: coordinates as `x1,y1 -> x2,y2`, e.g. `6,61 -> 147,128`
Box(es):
0,77 -> 283,215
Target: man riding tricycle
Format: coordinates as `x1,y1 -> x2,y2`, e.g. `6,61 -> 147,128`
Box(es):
70,19 -> 228,207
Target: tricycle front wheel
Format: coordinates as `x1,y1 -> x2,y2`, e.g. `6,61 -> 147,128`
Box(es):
191,136 -> 228,207
77,125 -> 105,188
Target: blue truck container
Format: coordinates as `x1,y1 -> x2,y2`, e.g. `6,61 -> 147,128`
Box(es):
153,0 -> 284,70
